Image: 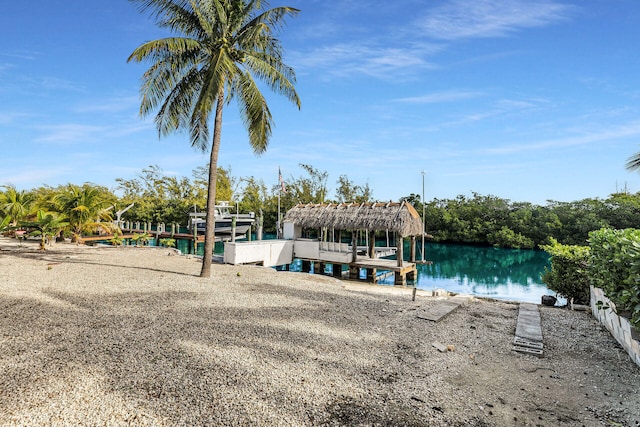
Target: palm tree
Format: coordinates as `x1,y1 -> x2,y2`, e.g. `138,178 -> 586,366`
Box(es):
0,185 -> 34,227
128,0 -> 300,277
21,210 -> 69,250
0,214 -> 9,234
55,184 -> 115,242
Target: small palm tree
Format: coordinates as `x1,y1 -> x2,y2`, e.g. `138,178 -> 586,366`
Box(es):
129,0 -> 300,278
21,210 -> 69,250
0,215 -> 10,234
0,185 -> 34,227
132,232 -> 151,247
159,238 -> 177,248
55,184 -> 115,242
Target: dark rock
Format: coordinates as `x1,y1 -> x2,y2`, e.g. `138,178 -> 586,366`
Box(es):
541,295 -> 557,306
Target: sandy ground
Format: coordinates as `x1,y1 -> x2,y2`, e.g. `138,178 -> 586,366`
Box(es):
1,237 -> 639,426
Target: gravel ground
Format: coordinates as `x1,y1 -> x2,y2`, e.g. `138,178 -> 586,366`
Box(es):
1,237 -> 639,426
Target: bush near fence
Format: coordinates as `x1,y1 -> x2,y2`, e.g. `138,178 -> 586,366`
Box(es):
542,228 -> 640,367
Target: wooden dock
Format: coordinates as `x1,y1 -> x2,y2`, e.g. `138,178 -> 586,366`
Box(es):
81,231 -> 204,243
351,257 -> 417,286
299,256 -> 417,286
80,228 -> 208,255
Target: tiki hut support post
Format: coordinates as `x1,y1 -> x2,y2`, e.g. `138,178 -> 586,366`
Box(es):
332,263 -> 342,278
368,231 -> 376,259
351,231 -> 358,262
410,236 -> 416,262
365,230 -> 369,252
396,236 -> 404,267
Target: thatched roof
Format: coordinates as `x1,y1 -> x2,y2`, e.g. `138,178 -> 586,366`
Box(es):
283,201 -> 424,237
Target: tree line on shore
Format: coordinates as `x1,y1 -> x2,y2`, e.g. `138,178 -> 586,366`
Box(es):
403,191 -> 640,249
3,163 -> 640,250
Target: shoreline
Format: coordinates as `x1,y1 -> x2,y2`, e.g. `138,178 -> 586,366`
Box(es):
1,237 -> 639,426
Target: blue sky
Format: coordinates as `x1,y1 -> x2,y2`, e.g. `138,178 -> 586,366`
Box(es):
2,0 -> 640,205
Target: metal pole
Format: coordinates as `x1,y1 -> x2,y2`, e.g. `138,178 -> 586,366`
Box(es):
421,170 -> 425,263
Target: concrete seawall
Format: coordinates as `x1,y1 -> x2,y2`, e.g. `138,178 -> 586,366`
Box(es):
591,285 -> 640,367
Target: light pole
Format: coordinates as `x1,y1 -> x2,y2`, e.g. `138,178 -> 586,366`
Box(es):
421,170 -> 426,263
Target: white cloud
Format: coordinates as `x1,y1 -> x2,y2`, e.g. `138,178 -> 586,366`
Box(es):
74,95 -> 140,113
0,50 -> 39,61
484,121 -> 640,155
0,111 -> 32,125
0,166 -> 73,188
291,42 -> 440,80
394,90 -> 484,104
35,124 -> 107,144
420,0 -> 573,41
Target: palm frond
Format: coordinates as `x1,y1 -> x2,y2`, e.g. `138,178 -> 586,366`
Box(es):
626,152 -> 640,172
235,70 -> 272,154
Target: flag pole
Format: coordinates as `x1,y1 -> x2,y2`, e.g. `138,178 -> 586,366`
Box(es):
421,170 -> 426,263
277,167 -> 282,239
277,167 -> 288,239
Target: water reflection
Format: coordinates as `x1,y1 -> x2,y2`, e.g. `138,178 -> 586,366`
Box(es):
176,234 -> 555,304
378,243 -> 554,304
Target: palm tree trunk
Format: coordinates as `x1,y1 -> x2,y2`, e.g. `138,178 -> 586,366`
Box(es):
200,88 -> 225,278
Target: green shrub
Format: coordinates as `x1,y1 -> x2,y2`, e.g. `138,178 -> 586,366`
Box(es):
159,238 -> 176,248
540,238 -> 591,304
132,232 -> 150,246
488,226 -> 534,249
589,228 -> 640,326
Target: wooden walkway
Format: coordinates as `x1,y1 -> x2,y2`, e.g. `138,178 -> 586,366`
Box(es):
512,303 -> 544,357
416,295 -> 471,322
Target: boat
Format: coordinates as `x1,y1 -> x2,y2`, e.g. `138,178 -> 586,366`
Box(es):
187,202 -> 255,239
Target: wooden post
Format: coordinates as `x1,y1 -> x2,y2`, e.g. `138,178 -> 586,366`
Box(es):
193,221 -> 198,255
366,268 -> 377,282
257,214 -> 263,241
368,231 -> 375,259
397,236 -> 404,267
231,217 -> 237,242
351,231 -> 358,262
410,236 -> 416,262
332,263 -> 342,278
302,260 -> 311,273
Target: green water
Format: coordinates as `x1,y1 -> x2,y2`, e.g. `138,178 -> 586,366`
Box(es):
379,242 -> 554,304
144,234 -> 554,304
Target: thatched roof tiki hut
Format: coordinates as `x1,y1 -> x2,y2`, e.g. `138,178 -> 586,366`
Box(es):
282,202 -> 424,279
